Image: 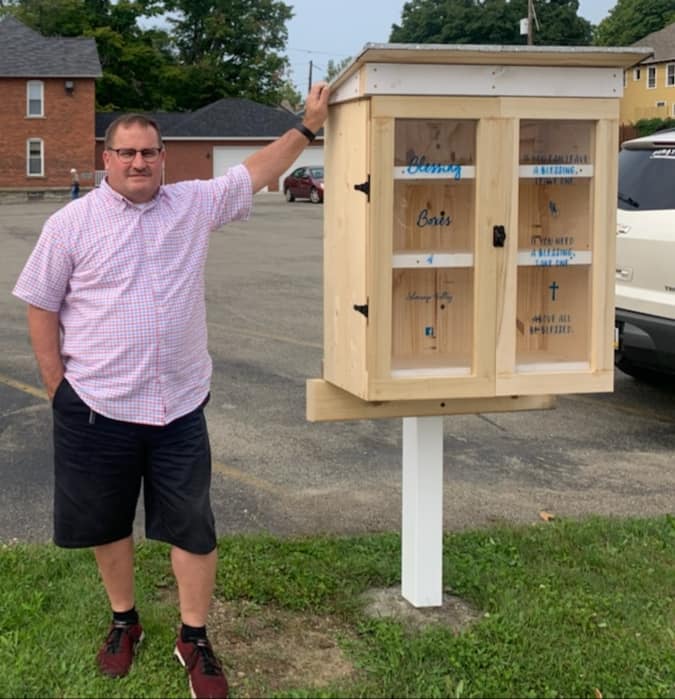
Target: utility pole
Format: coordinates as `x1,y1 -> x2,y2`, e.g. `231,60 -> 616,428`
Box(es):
519,0 -> 537,45
308,60 -> 313,92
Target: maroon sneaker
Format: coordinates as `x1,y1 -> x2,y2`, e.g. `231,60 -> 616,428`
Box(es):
174,636 -> 228,699
96,621 -> 144,678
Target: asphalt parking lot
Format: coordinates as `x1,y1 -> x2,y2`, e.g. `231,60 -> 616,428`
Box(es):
1,195 -> 674,545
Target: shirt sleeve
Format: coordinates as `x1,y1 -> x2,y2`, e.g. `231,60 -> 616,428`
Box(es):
203,163 -> 254,231
12,217 -> 73,312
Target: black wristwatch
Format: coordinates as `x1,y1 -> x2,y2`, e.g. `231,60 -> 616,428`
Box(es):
294,124 -> 316,142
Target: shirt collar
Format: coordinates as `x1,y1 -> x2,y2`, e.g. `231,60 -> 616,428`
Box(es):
99,176 -> 164,211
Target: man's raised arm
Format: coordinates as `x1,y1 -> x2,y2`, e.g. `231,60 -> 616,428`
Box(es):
244,81 -> 330,193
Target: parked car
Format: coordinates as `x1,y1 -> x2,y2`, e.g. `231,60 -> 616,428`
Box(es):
615,129 -> 675,378
283,165 -> 324,203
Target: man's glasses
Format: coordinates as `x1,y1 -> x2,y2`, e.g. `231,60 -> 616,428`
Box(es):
107,147 -> 163,163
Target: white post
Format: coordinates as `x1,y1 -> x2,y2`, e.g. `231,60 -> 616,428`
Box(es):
401,415 -> 444,607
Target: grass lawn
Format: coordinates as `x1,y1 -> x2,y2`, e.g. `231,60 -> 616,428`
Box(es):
0,515 -> 673,698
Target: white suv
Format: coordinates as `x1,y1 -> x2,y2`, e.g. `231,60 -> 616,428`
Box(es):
615,130 -> 675,378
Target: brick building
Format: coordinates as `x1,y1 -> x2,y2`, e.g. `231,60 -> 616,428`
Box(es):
0,15 -> 102,199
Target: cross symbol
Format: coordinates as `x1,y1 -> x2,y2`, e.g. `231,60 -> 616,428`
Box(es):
549,281 -> 559,301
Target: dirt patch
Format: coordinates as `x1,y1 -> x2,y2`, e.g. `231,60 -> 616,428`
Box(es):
210,598 -> 357,697
360,587 -> 482,633
160,588 -> 357,698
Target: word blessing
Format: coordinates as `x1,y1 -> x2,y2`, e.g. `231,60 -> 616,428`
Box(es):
406,155 -> 462,179
531,165 -> 584,176
522,154 -> 590,186
530,248 -> 576,266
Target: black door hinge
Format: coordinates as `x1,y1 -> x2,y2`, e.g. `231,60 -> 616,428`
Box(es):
353,303 -> 369,318
354,175 -> 370,201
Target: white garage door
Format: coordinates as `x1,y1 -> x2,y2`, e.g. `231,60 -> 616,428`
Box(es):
213,145 -> 324,192
213,145 -> 260,181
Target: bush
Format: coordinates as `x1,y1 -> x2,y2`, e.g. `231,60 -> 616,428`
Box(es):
634,117 -> 675,136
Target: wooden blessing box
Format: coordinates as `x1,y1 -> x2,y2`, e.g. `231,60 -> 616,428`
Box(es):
308,43 -> 651,419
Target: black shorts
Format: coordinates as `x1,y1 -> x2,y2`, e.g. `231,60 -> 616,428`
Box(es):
52,379 -> 216,554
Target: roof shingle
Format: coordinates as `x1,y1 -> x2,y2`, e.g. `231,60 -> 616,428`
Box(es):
0,15 -> 102,77
633,22 -> 675,64
173,98 -> 299,138
96,99 -> 321,140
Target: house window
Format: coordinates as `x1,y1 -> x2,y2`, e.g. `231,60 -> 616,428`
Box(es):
656,100 -> 666,108
26,81 -> 44,117
668,64 -> 675,87
27,139 -> 44,176
633,67 -> 641,81
648,66 -> 656,89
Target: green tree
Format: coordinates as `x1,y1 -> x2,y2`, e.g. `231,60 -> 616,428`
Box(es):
390,0 -> 592,46
594,0 -> 675,46
1,0 -> 94,35
93,24 -> 178,111
0,0 -> 163,36
276,78 -> 302,111
163,0 -> 294,106
325,57 -> 352,82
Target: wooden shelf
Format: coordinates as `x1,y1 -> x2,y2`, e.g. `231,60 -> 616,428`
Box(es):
515,360 -> 591,372
393,252 -> 474,268
517,250 -> 592,266
391,358 -> 472,377
518,164 -> 593,178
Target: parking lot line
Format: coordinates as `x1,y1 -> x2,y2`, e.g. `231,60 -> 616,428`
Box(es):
0,371 -> 286,497
0,373 -> 47,400
212,461 -> 291,497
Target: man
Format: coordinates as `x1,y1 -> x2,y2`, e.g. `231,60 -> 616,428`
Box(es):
13,82 -> 329,699
69,168 -> 79,199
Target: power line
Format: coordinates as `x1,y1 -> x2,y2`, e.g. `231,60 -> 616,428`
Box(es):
286,46 -> 352,57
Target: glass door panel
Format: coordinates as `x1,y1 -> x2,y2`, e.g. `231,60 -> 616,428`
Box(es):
394,119 -> 476,170
394,181 -> 475,254
392,268 -> 474,374
516,267 -> 591,367
391,118 -> 477,374
518,180 -> 591,258
516,120 -> 594,369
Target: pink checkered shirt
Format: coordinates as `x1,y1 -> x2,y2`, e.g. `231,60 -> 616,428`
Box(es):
13,166 -> 252,425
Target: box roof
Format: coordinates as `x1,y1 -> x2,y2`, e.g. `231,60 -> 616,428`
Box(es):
331,43 -> 654,93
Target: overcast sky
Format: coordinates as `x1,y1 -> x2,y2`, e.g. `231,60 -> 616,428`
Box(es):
285,0 -> 617,94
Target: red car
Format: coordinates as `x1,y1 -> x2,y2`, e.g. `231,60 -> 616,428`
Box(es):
283,165 -> 324,203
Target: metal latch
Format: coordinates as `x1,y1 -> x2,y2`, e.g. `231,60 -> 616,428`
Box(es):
353,303 -> 369,318
354,175 -> 370,201
493,225 -> 506,247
